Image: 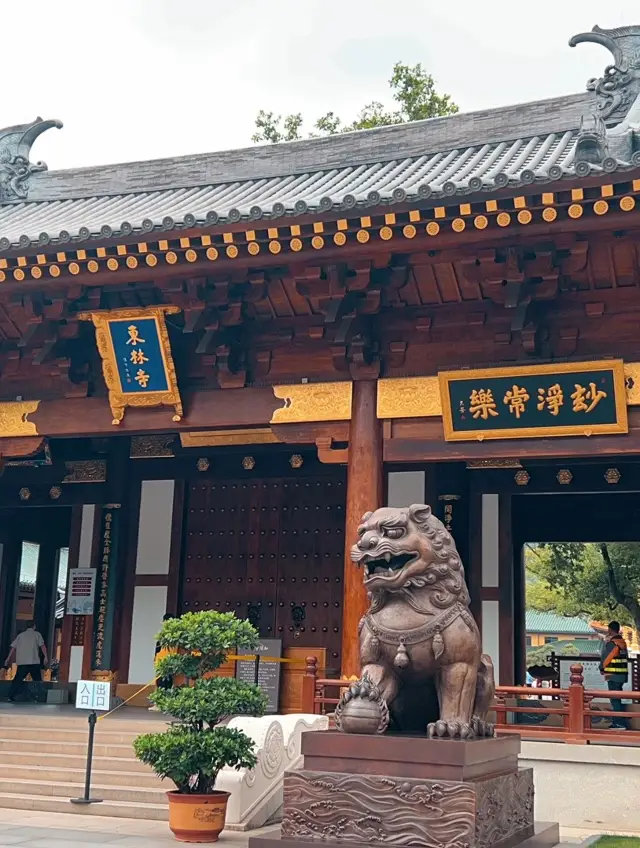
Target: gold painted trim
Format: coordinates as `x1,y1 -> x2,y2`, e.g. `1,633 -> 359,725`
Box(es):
378,363 -> 640,420
377,377 -> 441,418
3,180 -> 640,276
180,428 -> 281,448
625,363 -> 640,405
271,382 -> 352,424
439,360 -> 628,442
466,459 -> 523,469
0,401 -> 40,436
77,306 -> 183,426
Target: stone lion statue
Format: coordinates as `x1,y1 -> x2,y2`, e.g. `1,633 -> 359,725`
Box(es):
343,503 -> 495,738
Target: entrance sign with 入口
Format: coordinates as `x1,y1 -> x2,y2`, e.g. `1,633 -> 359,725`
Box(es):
77,306 -> 183,426
75,679 -> 112,711
67,568 -> 96,615
439,360 -> 628,442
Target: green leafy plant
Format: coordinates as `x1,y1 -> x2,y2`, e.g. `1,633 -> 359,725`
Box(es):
252,61 -> 458,143
133,611 -> 267,795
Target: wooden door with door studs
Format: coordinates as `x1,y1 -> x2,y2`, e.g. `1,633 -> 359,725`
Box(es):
181,474 -> 346,675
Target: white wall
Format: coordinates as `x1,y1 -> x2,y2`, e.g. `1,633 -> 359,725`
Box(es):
481,494 -> 499,588
134,480 -> 175,575
78,504 -> 95,567
127,480 -> 175,684
129,586 -> 168,685
387,471 -> 425,507
481,600 -> 500,685
520,741 -> 640,834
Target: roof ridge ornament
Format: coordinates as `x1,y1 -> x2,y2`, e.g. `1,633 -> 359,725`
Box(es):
0,117 -> 62,202
570,25 -> 640,124
575,113 -> 610,172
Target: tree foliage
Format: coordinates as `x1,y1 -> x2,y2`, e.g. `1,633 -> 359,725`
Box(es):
252,62 -> 458,143
525,542 -> 640,633
525,641 -> 579,669
133,611 -> 266,795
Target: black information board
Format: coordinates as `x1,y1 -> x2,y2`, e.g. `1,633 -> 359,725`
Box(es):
235,638 -> 283,714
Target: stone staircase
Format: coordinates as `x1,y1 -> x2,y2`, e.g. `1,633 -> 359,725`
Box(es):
0,710 -> 169,820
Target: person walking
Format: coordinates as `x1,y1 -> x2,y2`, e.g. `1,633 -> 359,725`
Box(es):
4,621 -> 48,702
599,620 -> 629,730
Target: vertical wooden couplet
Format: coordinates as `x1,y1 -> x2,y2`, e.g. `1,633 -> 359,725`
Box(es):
91,505 -> 122,673
341,381 -> 383,678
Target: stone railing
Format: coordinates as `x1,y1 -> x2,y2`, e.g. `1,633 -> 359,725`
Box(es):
216,712 -> 328,830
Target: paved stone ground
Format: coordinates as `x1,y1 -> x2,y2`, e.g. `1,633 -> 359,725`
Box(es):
0,808 -> 625,847
0,808 -> 277,847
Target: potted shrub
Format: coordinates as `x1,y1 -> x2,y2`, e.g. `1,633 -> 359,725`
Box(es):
133,611 -> 267,843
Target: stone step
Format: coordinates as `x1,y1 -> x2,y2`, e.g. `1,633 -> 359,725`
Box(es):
0,763 -> 162,788
0,777 -> 166,804
0,737 -> 138,758
0,791 -> 168,820
0,749 -> 151,771
0,712 -> 167,734
0,725 -> 156,744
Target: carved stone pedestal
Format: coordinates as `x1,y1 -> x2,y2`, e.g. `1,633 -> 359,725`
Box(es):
248,732 -> 559,848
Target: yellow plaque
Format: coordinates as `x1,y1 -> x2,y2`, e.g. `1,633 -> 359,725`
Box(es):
377,377 -> 441,418
271,383 -> 352,424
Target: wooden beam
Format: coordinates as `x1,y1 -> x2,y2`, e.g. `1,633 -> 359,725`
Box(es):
23,387 -> 282,439
58,505 -> 83,683
385,410 -> 640,462
341,381 -> 382,678
166,481 -> 185,617
116,480 -> 142,684
498,495 -> 514,685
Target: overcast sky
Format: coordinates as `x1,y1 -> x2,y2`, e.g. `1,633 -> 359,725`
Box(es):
6,1 -> 640,172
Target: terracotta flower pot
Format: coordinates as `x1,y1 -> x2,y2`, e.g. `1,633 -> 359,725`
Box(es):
167,790 -> 230,843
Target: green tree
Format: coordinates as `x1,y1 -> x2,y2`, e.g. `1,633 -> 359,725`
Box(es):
525,542 -> 640,633
252,62 -> 458,143
526,641 -> 579,669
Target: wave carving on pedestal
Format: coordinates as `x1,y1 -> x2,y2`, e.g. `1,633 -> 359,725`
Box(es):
282,770 -> 475,847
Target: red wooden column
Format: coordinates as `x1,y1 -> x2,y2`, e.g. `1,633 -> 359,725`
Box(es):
341,381 -> 383,678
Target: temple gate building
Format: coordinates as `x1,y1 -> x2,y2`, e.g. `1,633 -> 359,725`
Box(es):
0,24 -> 639,704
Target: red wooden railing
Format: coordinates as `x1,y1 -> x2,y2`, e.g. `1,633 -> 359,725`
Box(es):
300,657 -> 640,744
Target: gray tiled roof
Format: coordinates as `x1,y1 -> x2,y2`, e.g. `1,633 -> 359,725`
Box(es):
0,86 -> 639,251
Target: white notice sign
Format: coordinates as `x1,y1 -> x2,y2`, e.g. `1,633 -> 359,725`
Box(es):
75,680 -> 111,711
67,569 -> 96,615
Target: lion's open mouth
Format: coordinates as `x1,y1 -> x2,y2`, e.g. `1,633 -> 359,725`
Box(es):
362,552 -> 417,577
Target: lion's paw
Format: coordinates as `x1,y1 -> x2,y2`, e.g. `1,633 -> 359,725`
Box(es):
427,719 -> 475,739
471,716 -> 496,737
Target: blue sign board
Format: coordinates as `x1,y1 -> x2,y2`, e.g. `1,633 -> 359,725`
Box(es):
78,306 -> 183,425
108,317 -> 170,394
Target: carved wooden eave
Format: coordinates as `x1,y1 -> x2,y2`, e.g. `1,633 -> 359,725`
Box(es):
0,226 -> 639,400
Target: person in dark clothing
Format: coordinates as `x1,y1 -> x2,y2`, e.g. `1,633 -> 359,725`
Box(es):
3,621 -> 48,703
599,620 -> 629,730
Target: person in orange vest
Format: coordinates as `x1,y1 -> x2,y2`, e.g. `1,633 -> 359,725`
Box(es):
599,620 -> 629,730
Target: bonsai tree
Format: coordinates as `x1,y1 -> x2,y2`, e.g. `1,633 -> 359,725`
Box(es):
133,611 -> 268,795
